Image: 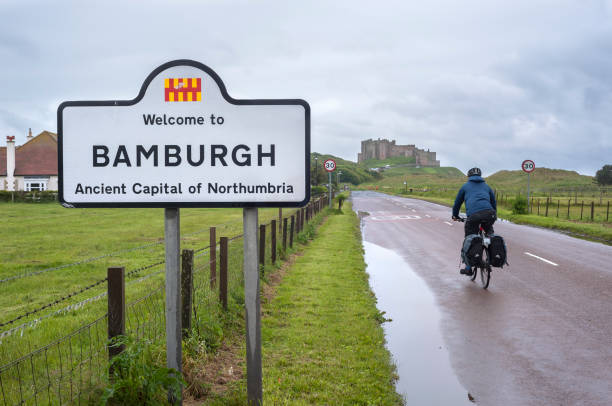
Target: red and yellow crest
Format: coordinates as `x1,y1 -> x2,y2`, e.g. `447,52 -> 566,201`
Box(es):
164,78 -> 201,102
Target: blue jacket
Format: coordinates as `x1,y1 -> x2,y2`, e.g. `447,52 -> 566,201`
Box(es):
452,176 -> 497,217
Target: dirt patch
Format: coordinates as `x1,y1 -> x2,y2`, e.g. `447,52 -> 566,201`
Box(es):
183,335 -> 244,404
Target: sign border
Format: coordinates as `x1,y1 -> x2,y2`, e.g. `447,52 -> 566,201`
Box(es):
57,59 -> 311,208
522,159 -> 535,173
323,158 -> 336,173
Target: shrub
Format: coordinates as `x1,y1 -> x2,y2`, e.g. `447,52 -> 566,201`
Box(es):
102,336 -> 184,405
512,195 -> 528,214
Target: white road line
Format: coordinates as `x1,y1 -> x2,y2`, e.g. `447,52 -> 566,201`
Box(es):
444,221 -> 453,226
412,209 -> 416,212
524,252 -> 559,266
425,215 -> 431,218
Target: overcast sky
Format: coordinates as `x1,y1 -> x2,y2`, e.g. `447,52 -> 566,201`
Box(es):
1,0 -> 611,175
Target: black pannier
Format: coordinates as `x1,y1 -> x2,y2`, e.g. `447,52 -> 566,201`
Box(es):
488,234 -> 508,268
462,234 -> 483,267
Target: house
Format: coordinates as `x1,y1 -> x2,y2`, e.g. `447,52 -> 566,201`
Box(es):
0,129 -> 58,191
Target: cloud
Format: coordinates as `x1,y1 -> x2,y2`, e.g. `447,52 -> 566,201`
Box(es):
0,0 -> 610,175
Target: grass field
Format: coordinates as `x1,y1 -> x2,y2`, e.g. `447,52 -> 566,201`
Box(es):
0,201 -> 302,404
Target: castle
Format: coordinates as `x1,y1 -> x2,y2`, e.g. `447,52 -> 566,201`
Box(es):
358,138 -> 440,167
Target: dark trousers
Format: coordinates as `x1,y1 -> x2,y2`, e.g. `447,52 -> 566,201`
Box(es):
464,209 -> 496,236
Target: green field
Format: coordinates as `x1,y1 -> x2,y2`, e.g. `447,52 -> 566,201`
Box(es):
0,202 -> 300,404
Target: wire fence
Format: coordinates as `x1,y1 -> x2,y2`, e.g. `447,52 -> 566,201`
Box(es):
0,199 -> 328,405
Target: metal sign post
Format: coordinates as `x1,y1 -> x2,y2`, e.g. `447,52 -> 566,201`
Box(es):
164,207 -> 181,403
243,207 -> 262,403
324,159 -> 336,208
57,60 -> 310,405
522,160 -> 535,213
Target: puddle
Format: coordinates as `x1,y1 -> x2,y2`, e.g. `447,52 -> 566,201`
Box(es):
363,241 -> 473,405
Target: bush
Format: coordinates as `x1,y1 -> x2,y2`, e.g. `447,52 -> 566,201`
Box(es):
0,190 -> 58,202
102,336 -> 184,405
310,185 -> 327,197
512,196 -> 528,214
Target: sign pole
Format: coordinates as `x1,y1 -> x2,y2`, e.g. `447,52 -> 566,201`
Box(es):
164,207 -> 182,404
527,172 -> 531,213
243,207 -> 262,404
328,171 -> 332,208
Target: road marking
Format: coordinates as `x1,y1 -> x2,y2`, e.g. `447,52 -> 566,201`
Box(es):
524,252 -> 559,266
444,221 -> 453,226
425,215 -> 431,218
412,209 -> 416,212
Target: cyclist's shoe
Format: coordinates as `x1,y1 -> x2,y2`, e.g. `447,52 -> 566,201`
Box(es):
460,267 -> 473,276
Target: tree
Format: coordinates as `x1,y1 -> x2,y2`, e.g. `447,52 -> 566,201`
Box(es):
594,164 -> 612,186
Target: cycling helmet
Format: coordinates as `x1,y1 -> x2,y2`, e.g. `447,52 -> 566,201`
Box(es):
467,167 -> 481,177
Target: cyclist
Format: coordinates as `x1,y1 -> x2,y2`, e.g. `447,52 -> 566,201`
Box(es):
452,167 -> 497,275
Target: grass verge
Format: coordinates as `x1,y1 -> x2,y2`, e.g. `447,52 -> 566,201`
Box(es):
208,203 -> 402,405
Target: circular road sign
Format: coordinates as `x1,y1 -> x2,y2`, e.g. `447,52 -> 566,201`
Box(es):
522,160 -> 535,173
324,159 -> 336,172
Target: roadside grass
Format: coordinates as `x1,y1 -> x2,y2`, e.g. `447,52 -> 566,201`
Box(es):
380,191 -> 612,245
254,203 -> 401,405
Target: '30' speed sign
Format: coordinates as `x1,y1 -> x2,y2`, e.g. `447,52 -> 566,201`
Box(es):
522,160 -> 535,173
324,159 -> 336,172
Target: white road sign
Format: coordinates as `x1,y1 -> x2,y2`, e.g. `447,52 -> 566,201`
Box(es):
58,60 -> 310,207
522,160 -> 535,173
324,159 -> 336,172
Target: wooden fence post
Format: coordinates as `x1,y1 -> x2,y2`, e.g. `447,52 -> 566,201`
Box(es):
278,208 -> 282,235
556,200 -> 560,217
591,201 -> 595,221
607,201 -> 610,222
107,267 -> 126,366
290,215 -> 295,248
181,249 -> 194,338
537,199 -> 540,215
567,199 -> 571,219
580,201 -> 584,220
282,217 -> 288,252
219,237 -> 228,310
545,198 -> 549,217
271,219 -> 277,264
259,224 -> 266,268
210,226 -> 217,288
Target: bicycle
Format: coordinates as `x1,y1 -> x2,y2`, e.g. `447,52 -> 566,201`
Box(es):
453,216 -> 491,289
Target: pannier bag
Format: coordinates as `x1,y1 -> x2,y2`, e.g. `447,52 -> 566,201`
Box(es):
488,234 -> 508,268
462,234 -> 483,267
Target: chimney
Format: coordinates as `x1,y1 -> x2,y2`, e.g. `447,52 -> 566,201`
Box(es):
27,128 -> 33,140
6,136 -> 16,191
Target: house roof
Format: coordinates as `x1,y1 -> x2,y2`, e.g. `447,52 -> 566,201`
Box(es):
0,131 -> 58,176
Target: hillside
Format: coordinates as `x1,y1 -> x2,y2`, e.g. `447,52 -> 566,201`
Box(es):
486,168 -> 595,191
364,166 -> 465,188
311,153 -> 381,185
361,156 -> 416,168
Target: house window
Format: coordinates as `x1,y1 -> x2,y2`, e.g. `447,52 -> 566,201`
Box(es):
25,177 -> 49,191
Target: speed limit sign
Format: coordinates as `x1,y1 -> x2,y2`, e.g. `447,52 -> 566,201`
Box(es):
522,160 -> 535,173
324,159 -> 336,172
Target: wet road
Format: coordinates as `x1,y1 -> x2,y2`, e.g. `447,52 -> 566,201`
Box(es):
352,191 -> 612,406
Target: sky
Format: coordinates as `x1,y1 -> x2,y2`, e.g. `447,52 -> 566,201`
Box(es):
1,0 -> 611,176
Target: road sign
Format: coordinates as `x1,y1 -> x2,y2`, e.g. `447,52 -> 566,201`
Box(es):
522,160 -> 535,173
324,159 -> 336,172
58,60 -> 310,208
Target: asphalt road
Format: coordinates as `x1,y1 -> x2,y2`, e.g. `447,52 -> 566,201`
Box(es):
351,191 -> 612,406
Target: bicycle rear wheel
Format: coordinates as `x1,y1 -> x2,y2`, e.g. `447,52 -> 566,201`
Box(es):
470,266 -> 477,281
480,250 -> 491,289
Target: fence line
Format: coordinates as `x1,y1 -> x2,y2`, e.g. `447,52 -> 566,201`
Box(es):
0,198 -> 328,405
